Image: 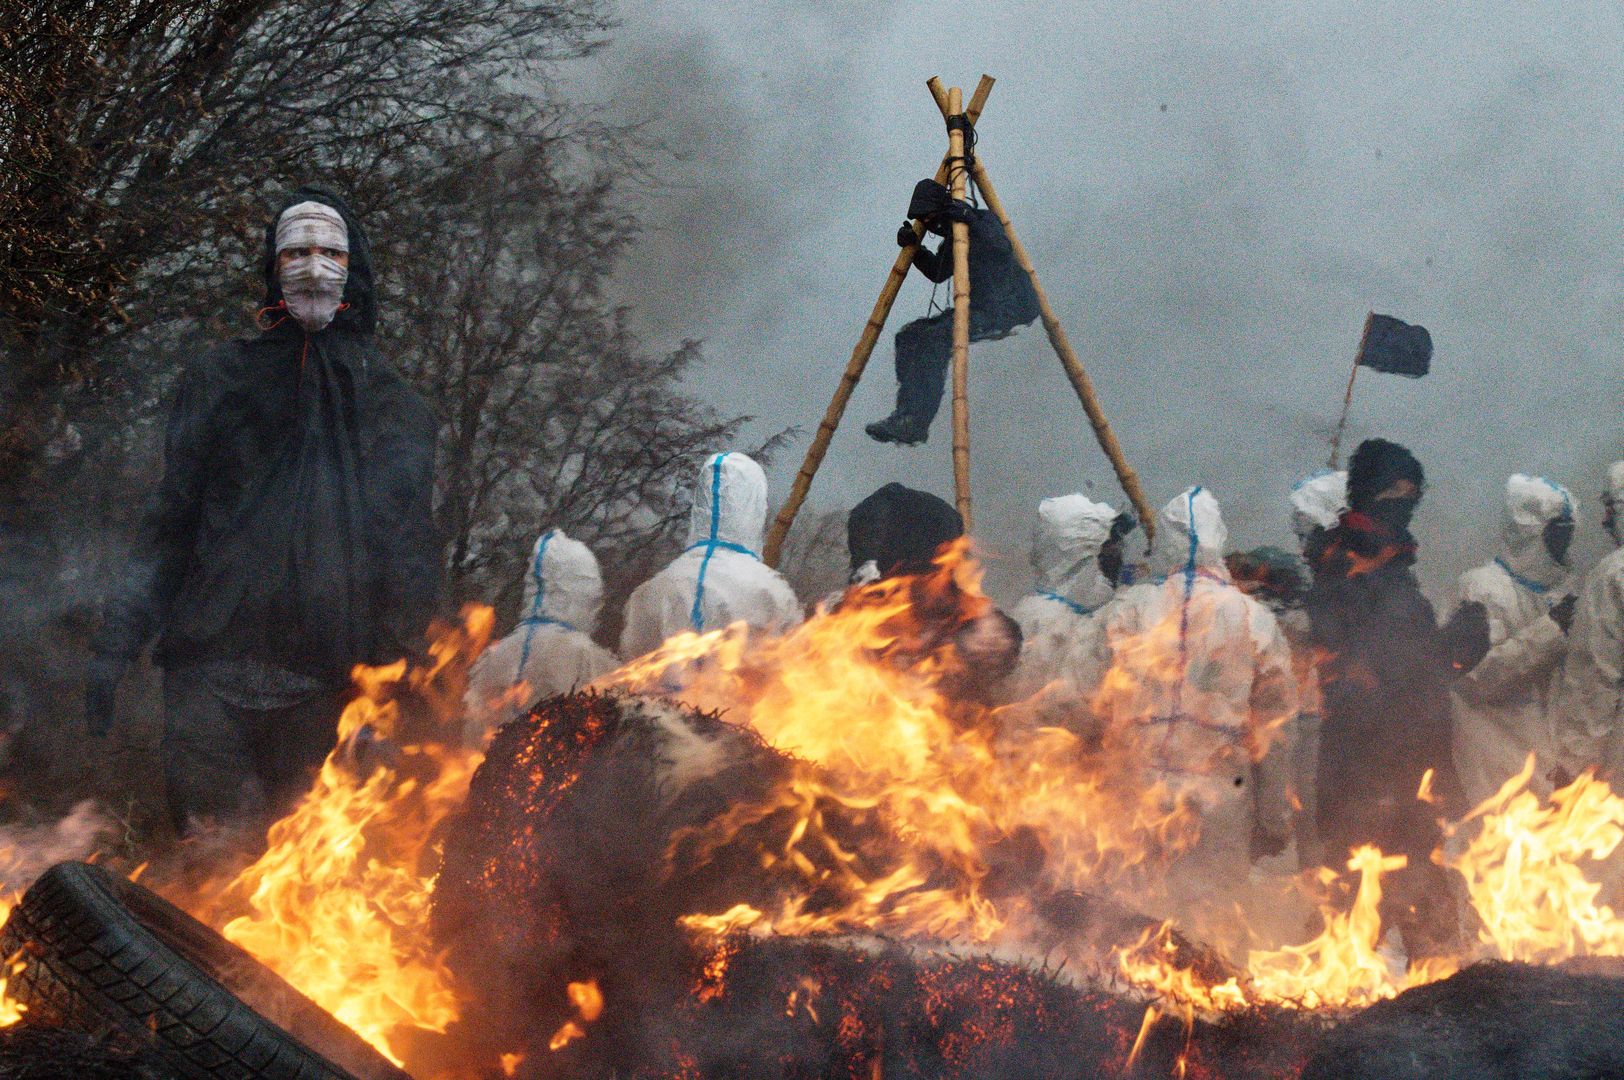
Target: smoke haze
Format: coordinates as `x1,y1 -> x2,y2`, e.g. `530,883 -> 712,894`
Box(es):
572,0 -> 1624,601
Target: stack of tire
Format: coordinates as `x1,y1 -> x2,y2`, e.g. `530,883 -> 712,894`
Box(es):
0,861 -> 407,1080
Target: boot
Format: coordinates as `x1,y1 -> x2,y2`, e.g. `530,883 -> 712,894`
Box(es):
865,410 -> 930,446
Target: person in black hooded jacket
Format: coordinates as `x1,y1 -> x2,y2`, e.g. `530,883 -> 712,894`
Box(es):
84,187 -> 442,834
1305,438 -> 1488,959
842,483 -> 1022,707
866,180 -> 1041,446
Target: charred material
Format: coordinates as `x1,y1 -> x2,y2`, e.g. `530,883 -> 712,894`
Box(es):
1301,961 -> 1624,1080
599,934 -> 1322,1080
432,690 -> 904,1067
0,1026 -> 175,1079
433,691 -> 1290,1077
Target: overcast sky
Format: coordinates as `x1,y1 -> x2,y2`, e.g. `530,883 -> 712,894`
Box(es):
567,0 -> 1623,602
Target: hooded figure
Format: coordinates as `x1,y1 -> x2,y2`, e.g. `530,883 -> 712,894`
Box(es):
619,453 -> 801,660
841,483 -> 1021,703
846,482 -> 967,583
85,187 -> 441,833
1451,475 -> 1578,805
1306,438 -> 1488,960
1093,488 -> 1297,950
463,530 -> 618,747
1552,461 -> 1624,775
866,180 -> 1041,445
1005,495 -> 1118,719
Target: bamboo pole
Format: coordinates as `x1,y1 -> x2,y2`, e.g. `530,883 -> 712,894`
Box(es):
1326,311 -> 1374,469
963,157 -> 1159,543
762,76 -> 995,566
946,85 -> 974,528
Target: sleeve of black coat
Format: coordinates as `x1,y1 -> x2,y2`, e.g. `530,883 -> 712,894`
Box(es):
90,357 -> 216,660
365,384 -> 445,665
911,237 -> 955,284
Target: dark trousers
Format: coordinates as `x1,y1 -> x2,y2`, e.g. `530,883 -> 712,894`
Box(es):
892,310 -> 956,426
1318,750 -> 1462,960
161,668 -> 348,835
892,309 -> 1033,428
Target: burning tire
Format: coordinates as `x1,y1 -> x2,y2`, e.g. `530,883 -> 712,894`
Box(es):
0,861 -> 409,1080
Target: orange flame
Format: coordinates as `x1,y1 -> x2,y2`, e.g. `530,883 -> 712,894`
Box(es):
212,607 -> 493,1066
548,979 -> 604,1051
0,895 -> 25,1028
1445,754 -> 1624,963
604,542 -> 1205,953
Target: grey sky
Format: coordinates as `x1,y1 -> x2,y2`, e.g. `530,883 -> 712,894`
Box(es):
571,0 -> 1623,603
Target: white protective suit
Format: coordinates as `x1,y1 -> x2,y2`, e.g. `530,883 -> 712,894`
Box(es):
1552,462 -> 1624,773
463,529 -> 618,746
1094,488 -> 1297,950
1289,469 -> 1347,545
1451,474 -> 1577,806
1283,469 -> 1344,867
619,452 -> 802,660
1006,495 -> 1118,724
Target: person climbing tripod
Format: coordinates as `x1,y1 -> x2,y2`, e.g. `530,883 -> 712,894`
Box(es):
866,177 -> 1040,445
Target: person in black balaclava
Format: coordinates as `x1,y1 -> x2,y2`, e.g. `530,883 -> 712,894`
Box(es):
1306,438 -> 1488,960
843,483 -> 1021,705
865,179 -> 1041,445
83,187 -> 443,836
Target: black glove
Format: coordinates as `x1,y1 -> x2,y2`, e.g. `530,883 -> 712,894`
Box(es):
1444,600 -> 1491,674
84,655 -> 129,738
1550,594 -> 1578,635
941,198 -> 976,225
896,221 -> 919,248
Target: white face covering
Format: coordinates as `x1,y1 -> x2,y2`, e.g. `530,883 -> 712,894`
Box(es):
279,253 -> 348,332
275,200 -> 350,332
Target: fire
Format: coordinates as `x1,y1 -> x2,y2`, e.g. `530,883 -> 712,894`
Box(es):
1246,847 -> 1455,1008
604,541 -> 1204,954
602,540 -> 1624,1030
0,896 -> 24,1028
548,979 -> 604,1051
211,607 -> 492,1066
1445,755 -> 1624,963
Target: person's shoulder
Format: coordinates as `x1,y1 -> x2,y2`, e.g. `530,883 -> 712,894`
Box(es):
1457,561 -> 1505,598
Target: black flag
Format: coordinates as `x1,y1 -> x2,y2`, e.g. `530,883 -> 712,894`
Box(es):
1356,313 -> 1432,378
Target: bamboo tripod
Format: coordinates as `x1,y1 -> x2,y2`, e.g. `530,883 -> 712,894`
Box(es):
762,75 -> 1156,566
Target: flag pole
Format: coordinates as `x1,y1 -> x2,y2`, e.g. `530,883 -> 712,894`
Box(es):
1327,311 -> 1374,470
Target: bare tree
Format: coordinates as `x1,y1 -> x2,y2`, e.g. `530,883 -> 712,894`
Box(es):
385,127 -> 779,627
1,0 -> 612,492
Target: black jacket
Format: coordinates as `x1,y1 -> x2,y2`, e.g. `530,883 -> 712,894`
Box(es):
93,188 -> 442,682
910,208 -> 1041,335
1306,511 -> 1468,854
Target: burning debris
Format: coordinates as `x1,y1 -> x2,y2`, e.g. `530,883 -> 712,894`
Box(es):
0,545 -> 1622,1078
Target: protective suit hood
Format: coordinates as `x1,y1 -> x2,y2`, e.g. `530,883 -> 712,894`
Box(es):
686,452 -> 768,556
519,529 -> 603,634
261,185 -> 376,335
1151,487 -> 1229,578
1609,461 -> 1624,505
1498,474 -> 1576,587
1032,494 -> 1117,601
1290,470 -> 1347,538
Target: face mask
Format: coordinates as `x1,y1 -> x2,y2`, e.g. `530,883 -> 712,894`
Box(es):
1542,516 -> 1575,565
1369,495 -> 1420,533
278,253 -> 348,332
